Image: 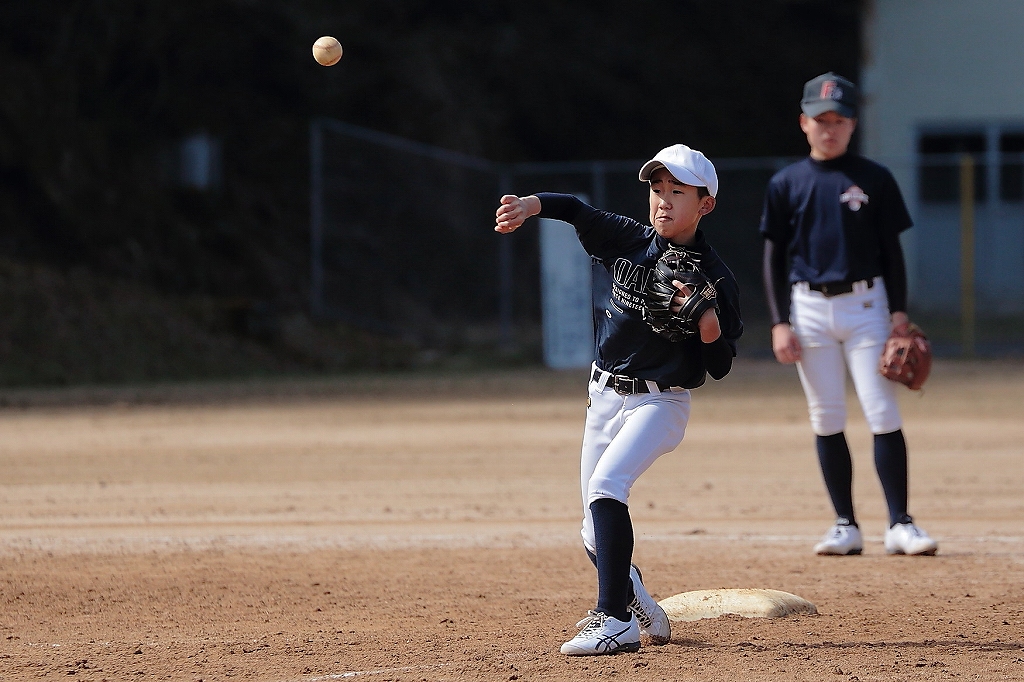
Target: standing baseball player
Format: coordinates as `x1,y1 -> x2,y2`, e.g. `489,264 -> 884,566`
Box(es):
495,144 -> 743,655
760,72 -> 937,556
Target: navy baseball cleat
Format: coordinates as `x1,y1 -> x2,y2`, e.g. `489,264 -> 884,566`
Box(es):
627,564 -> 671,644
813,521 -> 864,555
560,611 -> 641,656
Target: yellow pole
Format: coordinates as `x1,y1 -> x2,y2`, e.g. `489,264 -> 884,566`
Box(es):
959,154 -> 975,357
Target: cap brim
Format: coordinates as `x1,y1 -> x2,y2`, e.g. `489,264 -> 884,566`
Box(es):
638,160 -> 664,181
638,160 -> 706,189
801,101 -> 857,118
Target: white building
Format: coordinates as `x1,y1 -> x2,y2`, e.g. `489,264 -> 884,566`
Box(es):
861,0 -> 1024,313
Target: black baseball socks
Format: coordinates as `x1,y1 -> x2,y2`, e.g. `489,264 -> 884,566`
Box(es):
589,497 -> 634,622
818,430 -> 913,528
817,432 -> 857,526
874,429 -> 912,527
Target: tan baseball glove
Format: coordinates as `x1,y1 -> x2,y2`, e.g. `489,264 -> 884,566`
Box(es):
879,323 -> 932,390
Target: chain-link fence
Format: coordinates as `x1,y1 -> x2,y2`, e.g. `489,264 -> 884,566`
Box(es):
311,119 -> 1024,358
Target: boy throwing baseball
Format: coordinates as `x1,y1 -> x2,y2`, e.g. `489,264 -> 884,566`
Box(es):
495,144 -> 743,655
759,72 -> 937,557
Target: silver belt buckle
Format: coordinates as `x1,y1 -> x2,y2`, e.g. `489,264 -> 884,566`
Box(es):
612,375 -> 637,395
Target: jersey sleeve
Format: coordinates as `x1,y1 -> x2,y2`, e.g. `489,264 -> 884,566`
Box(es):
536,192 -> 649,260
875,169 -> 912,313
879,228 -> 908,313
758,175 -> 794,325
878,170 -> 914,235
762,238 -> 792,326
707,258 -> 743,353
535,192 -> 585,222
701,336 -> 734,380
758,174 -> 792,244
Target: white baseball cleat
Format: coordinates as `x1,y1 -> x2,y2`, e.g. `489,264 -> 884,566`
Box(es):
884,522 -> 938,555
560,611 -> 641,656
813,522 -> 864,555
627,564 -> 671,644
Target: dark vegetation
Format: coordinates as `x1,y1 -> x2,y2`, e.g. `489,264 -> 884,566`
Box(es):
0,0 -> 859,385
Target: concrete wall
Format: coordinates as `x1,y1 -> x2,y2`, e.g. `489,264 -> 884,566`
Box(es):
860,0 -> 1024,312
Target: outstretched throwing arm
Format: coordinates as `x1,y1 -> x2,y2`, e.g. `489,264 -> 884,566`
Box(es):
495,195 -> 541,234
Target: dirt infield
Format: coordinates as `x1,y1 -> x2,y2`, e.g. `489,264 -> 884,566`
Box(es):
1,359 -> 1022,681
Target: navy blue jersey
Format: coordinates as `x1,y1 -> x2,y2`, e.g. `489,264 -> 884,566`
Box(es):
759,154 -> 912,285
537,193 -> 743,389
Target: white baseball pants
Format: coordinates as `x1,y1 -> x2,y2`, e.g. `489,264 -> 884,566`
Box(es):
791,277 -> 902,436
579,365 -> 691,552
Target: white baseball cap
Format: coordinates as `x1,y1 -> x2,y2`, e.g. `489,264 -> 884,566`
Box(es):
638,144 -> 718,198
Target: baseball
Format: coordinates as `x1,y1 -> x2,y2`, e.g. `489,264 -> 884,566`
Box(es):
312,36 -> 342,66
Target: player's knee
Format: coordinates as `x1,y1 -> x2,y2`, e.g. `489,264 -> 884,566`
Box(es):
865,409 -> 902,435
586,481 -> 629,507
860,387 -> 902,434
809,406 -> 846,436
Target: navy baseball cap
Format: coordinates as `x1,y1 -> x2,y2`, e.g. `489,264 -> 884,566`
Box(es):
801,72 -> 858,118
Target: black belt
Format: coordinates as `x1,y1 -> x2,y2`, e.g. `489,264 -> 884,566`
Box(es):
592,368 -> 670,395
808,279 -> 873,298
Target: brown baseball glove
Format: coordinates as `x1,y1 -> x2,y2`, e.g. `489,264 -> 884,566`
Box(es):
879,323 -> 932,390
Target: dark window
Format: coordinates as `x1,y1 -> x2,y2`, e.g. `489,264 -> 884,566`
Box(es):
1000,133 -> 1024,202
918,133 -> 986,203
